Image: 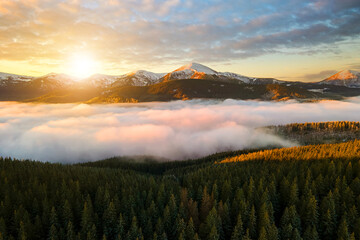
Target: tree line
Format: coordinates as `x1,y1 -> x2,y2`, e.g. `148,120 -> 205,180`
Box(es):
266,121 -> 360,145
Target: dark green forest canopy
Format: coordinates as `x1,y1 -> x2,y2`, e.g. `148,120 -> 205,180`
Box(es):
1,140 -> 360,239
265,121 -> 360,145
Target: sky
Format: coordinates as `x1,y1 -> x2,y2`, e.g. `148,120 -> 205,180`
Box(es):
0,0 -> 359,81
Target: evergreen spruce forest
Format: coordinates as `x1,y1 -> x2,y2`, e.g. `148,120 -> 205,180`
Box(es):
1,122 -> 360,239
266,121 -> 360,145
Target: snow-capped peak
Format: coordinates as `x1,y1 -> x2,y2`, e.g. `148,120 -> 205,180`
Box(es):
174,62 -> 218,75
37,72 -> 74,81
320,69 -> 360,88
126,70 -> 166,81
0,72 -> 33,81
325,70 -> 360,81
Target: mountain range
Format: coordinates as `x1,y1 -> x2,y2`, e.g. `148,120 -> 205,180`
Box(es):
0,63 -> 359,103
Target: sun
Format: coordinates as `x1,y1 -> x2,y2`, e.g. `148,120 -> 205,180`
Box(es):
67,53 -> 98,79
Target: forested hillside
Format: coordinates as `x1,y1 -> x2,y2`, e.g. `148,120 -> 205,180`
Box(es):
1,141 -> 360,239
26,80 -> 320,103
266,121 -> 360,145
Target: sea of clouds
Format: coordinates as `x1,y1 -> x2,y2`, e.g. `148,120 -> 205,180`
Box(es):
1,98 -> 360,163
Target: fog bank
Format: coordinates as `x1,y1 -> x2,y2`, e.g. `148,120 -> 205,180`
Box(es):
1,98 -> 360,163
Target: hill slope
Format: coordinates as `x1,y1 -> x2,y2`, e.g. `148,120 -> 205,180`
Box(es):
87,79 -> 320,103
1,140 -> 360,239
220,139 -> 360,163
265,121 -> 360,145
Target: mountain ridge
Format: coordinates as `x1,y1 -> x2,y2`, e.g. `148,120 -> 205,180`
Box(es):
319,69 -> 360,87
2,64 -> 359,88
1,65 -> 360,103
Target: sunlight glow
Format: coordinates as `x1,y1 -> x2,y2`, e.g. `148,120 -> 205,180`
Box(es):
67,53 -> 98,79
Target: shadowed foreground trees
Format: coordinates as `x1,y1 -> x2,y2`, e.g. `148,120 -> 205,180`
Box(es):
0,140 -> 360,239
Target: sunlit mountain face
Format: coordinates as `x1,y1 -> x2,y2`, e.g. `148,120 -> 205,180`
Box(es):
320,70 -> 360,87
1,1 -> 360,240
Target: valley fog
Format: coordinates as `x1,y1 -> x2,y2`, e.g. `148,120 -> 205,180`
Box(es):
1,98 -> 360,163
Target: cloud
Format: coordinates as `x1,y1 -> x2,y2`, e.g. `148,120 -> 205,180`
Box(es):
0,0 -> 359,71
1,99 -> 360,163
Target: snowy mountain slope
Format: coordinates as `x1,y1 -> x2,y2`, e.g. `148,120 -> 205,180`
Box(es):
160,62 -> 279,84
82,74 -> 120,88
111,70 -> 166,87
319,70 -> 360,87
0,72 -> 34,86
0,72 -> 33,81
0,63 -> 286,90
175,62 -> 218,74
30,73 -> 76,90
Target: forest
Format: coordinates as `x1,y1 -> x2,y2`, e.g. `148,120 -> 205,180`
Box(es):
0,137 -> 360,240
265,121 -> 360,145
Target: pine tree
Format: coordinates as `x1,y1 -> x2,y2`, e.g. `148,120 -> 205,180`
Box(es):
117,214 -> 125,240
62,200 -> 73,227
127,216 -> 141,240
303,225 -> 319,240
103,201 -> 118,239
185,218 -> 195,240
50,207 -> 59,230
291,228 -> 302,240
281,223 -> 293,240
200,187 -> 212,221
337,217 -> 350,240
48,224 -> 59,240
86,224 -> 97,240
303,195 -> 318,229
178,231 -> 185,240
66,222 -> 75,240
18,221 -> 26,240
231,214 -> 243,240
243,229 -> 252,240
320,191 -> 336,240
258,227 -> 266,240
187,199 -> 199,228
208,225 -> 219,240
176,218 -> 186,239
81,200 -> 94,239
247,206 -> 257,239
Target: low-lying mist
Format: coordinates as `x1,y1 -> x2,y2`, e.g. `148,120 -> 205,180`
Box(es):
1,98 -> 360,163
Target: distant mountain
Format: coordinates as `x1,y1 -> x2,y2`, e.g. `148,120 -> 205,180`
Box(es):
0,63 -> 289,92
82,74 -> 120,88
29,73 -> 76,90
0,72 -> 77,101
0,72 -> 33,86
1,64 -> 360,103
161,62 -> 255,84
319,70 -> 360,87
112,70 -> 166,87
82,71 -> 166,88
160,62 -> 288,86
